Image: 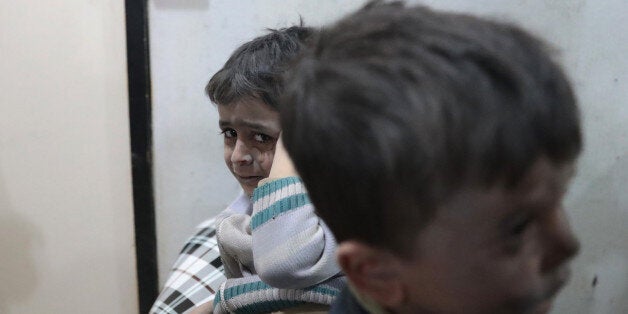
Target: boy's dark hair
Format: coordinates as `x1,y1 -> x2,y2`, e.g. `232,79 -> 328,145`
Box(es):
206,25 -> 313,109
281,1 -> 582,256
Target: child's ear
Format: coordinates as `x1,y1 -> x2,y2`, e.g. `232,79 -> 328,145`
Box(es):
336,241 -> 405,308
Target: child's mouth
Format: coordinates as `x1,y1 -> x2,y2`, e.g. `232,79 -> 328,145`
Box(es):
237,175 -> 263,184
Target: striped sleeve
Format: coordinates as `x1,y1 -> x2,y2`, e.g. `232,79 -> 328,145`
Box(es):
250,176 -> 341,289
213,274 -> 345,314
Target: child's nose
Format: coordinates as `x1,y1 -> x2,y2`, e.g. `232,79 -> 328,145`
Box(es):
540,208 -> 580,273
231,140 -> 253,164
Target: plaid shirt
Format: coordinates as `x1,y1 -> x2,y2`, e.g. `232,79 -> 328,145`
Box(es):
150,183 -> 343,313
150,217 -> 226,314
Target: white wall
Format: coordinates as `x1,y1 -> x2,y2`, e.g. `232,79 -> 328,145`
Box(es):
150,1 -> 628,313
0,1 -> 138,313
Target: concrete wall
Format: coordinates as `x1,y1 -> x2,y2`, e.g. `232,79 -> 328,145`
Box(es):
150,1 -> 628,313
0,1 -> 138,313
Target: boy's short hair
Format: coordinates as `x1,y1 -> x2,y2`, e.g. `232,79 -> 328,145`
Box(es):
206,25 -> 313,109
281,1 -> 582,256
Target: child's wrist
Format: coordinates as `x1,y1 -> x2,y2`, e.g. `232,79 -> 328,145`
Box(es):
257,176 -> 298,187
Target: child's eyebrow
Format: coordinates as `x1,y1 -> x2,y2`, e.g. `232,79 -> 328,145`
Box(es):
219,119 -> 279,132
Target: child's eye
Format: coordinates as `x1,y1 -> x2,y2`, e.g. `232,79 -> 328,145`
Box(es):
510,216 -> 532,236
253,133 -> 273,143
220,128 -> 237,139
501,214 -> 534,254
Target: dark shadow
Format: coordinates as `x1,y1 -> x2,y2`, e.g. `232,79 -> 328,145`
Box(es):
0,164 -> 42,312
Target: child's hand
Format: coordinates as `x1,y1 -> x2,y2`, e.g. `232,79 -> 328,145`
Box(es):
268,135 -> 298,179
259,135 -> 298,186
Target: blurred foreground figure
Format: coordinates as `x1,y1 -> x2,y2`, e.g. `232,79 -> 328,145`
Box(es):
281,1 -> 582,313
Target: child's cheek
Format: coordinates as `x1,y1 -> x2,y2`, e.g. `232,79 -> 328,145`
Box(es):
224,146 -> 234,168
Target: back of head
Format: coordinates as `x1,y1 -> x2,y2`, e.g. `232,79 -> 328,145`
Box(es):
281,1 -> 581,255
206,25 -> 314,108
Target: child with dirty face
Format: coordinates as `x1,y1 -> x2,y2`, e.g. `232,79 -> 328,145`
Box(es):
209,26 -> 343,314
151,26 -> 342,314
280,2 -> 582,313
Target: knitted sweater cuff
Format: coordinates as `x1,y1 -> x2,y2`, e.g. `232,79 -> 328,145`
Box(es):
251,176 -> 306,230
